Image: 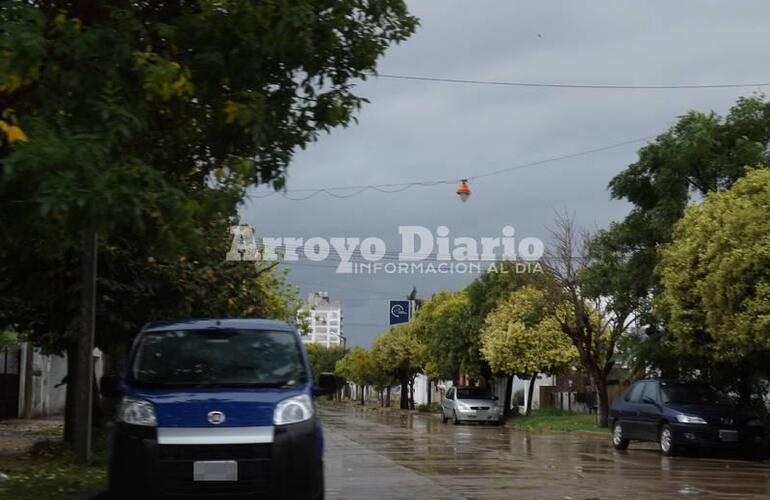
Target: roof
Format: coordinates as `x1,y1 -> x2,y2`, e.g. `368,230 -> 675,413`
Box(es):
141,318 -> 295,333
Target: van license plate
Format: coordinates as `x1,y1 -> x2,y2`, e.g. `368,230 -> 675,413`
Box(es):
193,460 -> 238,481
719,430 -> 738,442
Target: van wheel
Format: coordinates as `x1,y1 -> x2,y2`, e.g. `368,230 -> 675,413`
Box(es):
611,421 -> 629,450
659,424 -> 678,456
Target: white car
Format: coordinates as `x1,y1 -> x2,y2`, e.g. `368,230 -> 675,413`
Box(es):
441,386 -> 503,425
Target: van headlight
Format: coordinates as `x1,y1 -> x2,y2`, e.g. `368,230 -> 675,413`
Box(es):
274,394 -> 314,425
746,418 -> 763,427
119,397 -> 157,427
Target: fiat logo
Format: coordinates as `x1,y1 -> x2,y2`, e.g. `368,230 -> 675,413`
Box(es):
207,411 -> 226,425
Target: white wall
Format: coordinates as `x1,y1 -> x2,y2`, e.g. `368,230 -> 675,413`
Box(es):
512,374 -> 556,412
17,344 -> 103,419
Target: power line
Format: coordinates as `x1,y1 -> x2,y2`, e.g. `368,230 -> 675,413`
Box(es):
377,73 -> 770,90
246,134 -> 653,201
289,280 -> 405,297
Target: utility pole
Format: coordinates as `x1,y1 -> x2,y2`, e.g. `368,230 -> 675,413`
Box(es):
74,228 -> 97,464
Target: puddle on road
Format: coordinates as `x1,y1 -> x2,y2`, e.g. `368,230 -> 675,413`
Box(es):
322,408 -> 770,499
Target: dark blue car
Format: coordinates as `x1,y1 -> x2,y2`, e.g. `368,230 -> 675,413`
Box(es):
102,319 -> 334,499
609,379 -> 765,456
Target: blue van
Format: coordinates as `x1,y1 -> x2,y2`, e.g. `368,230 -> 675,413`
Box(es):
101,319 -> 334,499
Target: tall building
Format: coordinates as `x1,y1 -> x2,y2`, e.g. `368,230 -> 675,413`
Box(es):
299,291 -> 344,347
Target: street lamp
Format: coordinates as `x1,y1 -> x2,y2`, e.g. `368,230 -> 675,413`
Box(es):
456,179 -> 471,202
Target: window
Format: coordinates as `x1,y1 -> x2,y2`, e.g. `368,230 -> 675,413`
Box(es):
660,383 -> 732,405
640,382 -> 658,403
625,382 -> 645,403
130,329 -> 304,387
456,388 -> 493,400
446,388 -> 455,400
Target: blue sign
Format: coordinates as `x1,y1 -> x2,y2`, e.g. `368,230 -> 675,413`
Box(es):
389,300 -> 411,325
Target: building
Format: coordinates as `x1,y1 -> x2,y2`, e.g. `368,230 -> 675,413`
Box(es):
299,292 -> 345,347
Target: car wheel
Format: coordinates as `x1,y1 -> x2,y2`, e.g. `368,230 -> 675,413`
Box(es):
611,421 -> 629,450
659,424 -> 677,456
452,410 -> 460,425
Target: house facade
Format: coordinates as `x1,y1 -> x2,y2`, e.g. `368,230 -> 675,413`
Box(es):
299,291 -> 345,347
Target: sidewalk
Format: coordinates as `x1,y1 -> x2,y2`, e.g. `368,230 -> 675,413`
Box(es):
0,418 -> 63,458
0,418 -> 106,500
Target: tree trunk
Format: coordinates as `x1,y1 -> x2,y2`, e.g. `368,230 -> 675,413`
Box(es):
74,228 -> 98,464
408,379 -> 415,410
596,375 -> 610,428
64,343 -> 77,445
426,377 -> 431,406
360,385 -> 365,405
503,375 -> 513,417
385,386 -> 391,407
22,343 -> 34,419
737,367 -> 753,406
399,379 -> 409,410
525,373 -> 537,416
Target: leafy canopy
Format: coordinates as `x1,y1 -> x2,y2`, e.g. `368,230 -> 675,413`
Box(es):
371,322 -> 425,381
591,96 -> 770,330
305,344 -> 348,384
335,347 -> 378,387
481,286 -> 577,376
657,168 -> 770,361
0,0 -> 416,350
411,290 -> 471,381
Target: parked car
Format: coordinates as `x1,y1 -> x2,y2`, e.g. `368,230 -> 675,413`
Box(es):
441,386 -> 503,425
101,319 -> 335,499
610,379 -> 765,456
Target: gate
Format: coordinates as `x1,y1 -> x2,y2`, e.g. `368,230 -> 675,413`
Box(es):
0,348 -> 20,419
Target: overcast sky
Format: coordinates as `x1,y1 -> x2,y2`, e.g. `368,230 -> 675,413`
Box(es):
240,0 -> 770,347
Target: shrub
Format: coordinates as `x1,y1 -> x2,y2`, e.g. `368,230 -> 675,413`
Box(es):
416,402 -> 441,413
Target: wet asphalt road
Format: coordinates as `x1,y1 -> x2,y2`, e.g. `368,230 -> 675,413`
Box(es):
321,407 -> 770,500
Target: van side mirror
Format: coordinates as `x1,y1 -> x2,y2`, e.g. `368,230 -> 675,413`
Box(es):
313,372 -> 336,397
100,375 -> 122,398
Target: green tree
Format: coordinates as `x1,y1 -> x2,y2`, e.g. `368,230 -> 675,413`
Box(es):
335,347 -> 378,405
412,290 -> 471,383
305,343 -> 348,399
480,286 -> 577,415
372,323 -> 424,410
0,329 -> 18,351
464,261 -> 553,413
0,0 -> 417,453
657,168 -> 770,401
591,96 -> 770,373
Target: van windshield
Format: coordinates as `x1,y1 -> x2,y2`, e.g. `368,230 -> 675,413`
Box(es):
130,329 -> 305,387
